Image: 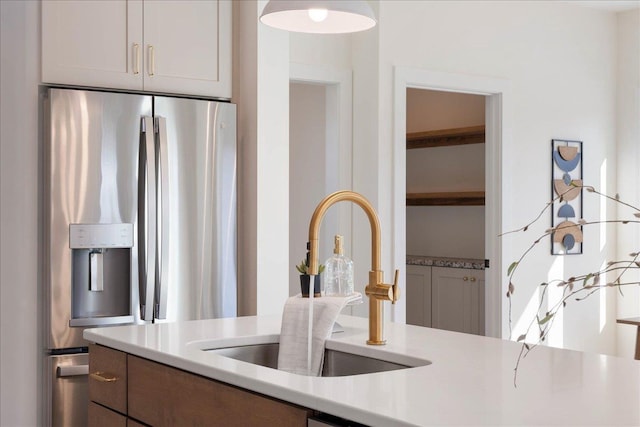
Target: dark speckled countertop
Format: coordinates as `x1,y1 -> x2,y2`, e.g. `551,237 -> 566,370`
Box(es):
406,255 -> 486,270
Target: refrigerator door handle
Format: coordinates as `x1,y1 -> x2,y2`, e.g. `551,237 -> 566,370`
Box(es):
138,116 -> 157,321
155,116 -> 169,319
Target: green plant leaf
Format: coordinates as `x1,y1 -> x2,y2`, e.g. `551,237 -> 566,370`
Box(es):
538,313 -> 553,325
517,334 -> 526,342
507,262 -> 518,276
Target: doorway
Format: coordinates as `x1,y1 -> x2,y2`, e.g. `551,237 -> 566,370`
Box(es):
392,67 -> 508,338
404,88 -> 487,336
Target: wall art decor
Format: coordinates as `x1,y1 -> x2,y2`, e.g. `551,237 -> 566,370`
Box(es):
551,139 -> 583,255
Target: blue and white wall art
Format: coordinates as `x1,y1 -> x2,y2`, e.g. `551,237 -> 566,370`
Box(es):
551,139 -> 583,255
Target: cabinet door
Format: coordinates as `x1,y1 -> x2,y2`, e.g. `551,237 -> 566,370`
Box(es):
406,265 -> 432,327
128,355 -> 311,427
88,402 -> 127,427
143,1 -> 231,98
42,0 -> 143,90
88,344 -> 127,415
432,267 -> 484,335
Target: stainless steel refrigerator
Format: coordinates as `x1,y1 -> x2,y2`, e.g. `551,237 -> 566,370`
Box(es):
42,88 -> 237,426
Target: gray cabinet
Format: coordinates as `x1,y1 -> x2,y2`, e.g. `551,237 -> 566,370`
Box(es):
406,265 -> 485,335
432,267 -> 484,335
406,265 -> 432,327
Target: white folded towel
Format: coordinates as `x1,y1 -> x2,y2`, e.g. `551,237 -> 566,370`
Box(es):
277,293 -> 359,376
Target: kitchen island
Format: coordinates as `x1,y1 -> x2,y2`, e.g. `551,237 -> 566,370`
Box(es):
84,315 -> 640,426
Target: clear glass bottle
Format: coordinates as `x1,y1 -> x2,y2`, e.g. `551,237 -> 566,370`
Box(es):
324,235 -> 354,296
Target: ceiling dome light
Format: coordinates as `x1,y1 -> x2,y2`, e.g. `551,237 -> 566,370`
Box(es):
308,8 -> 328,23
260,1 -> 376,34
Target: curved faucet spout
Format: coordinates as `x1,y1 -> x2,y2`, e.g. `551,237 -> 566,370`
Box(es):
306,190 -> 399,345
307,191 -> 380,275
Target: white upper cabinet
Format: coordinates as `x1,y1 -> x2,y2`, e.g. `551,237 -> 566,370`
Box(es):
42,1 -> 231,99
142,1 -> 231,97
42,1 -> 143,90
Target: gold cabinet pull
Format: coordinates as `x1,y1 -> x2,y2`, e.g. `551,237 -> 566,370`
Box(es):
148,45 -> 155,76
470,277 -> 477,283
133,43 -> 140,75
89,371 -> 118,383
463,276 -> 469,281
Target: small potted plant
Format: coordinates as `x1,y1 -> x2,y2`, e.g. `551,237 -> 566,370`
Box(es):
296,258 -> 325,297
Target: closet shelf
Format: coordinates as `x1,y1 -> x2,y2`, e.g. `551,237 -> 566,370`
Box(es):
406,125 -> 485,149
406,191 -> 485,206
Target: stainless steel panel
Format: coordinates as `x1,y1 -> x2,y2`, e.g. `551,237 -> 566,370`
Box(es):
206,343 -> 430,376
48,353 -> 89,427
71,248 -> 131,321
154,97 -> 237,321
69,223 -> 134,248
68,315 -> 134,328
45,88 -> 151,349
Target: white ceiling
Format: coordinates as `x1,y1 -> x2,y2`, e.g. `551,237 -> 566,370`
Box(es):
565,1 -> 640,12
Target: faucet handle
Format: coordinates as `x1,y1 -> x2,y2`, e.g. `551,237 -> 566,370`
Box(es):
391,269 -> 400,304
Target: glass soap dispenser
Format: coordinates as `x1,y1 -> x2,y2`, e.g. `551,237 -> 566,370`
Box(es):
324,235 -> 354,296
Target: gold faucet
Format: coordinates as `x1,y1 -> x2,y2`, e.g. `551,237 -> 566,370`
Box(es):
306,190 -> 400,345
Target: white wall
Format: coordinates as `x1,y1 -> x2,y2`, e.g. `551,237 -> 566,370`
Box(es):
234,0 -> 290,316
289,28 -> 367,315
350,7 -> 383,319
289,83 -> 329,295
0,1 -> 41,425
374,1 -> 619,354
290,32 -> 352,70
615,8 -> 640,358
405,89 -> 485,258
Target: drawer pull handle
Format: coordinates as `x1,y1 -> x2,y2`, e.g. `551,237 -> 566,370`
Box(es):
470,277 -> 477,283
90,372 -> 118,383
463,276 -> 468,281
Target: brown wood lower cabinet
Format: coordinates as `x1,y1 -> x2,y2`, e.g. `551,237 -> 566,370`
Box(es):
89,401 -> 126,427
89,345 -> 312,427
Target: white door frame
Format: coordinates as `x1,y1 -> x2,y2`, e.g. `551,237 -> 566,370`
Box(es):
393,67 -> 511,338
290,63 -> 353,204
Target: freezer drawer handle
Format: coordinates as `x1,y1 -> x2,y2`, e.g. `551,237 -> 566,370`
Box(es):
57,365 -> 89,378
89,371 -> 118,383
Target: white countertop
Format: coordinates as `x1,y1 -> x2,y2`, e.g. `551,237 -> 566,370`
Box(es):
84,315 -> 640,426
